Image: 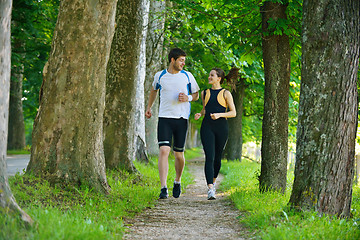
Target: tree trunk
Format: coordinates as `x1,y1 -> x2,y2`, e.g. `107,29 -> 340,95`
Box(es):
0,0 -> 33,224
145,0 -> 166,155
259,1 -> 290,193
8,35 -> 26,150
134,0 -> 150,164
27,0 -> 117,194
8,63 -> 26,150
289,0 -> 359,217
185,121 -> 199,149
224,78 -> 245,160
104,0 -> 149,171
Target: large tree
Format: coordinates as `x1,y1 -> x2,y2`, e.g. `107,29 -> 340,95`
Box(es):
289,0 -> 359,217
259,1 -> 290,193
27,0 -> 118,193
0,0 -> 32,224
104,0 -> 149,171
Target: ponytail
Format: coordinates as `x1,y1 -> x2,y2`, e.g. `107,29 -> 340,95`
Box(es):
225,67 -> 239,90
212,67 -> 239,85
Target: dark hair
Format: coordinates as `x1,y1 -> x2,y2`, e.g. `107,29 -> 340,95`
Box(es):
212,67 -> 239,85
168,48 -> 187,63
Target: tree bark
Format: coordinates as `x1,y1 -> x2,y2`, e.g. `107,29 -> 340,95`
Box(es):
8,63 -> 26,150
0,0 -> 33,224
134,0 -> 150,164
8,33 -> 26,150
145,0 -> 166,155
27,0 -> 117,194
224,78 -> 245,160
259,1 -> 290,193
104,0 -> 149,171
186,121 -> 199,149
289,0 -> 359,217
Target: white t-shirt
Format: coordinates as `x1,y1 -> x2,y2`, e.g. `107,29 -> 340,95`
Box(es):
152,69 -> 200,119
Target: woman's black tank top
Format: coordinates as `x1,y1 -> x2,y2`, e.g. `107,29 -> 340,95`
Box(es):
204,88 -> 227,121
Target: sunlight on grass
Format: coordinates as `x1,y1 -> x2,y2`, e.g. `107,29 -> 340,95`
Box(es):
1,149 -> 201,239
221,159 -> 360,240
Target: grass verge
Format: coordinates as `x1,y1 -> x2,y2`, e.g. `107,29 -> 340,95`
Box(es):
7,149 -> 31,155
1,149 -> 199,240
220,159 -> 360,239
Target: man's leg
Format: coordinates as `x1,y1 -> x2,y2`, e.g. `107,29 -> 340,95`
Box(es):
159,146 -> 171,188
174,151 -> 185,182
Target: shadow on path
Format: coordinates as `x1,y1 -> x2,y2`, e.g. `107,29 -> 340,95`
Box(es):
124,157 -> 250,239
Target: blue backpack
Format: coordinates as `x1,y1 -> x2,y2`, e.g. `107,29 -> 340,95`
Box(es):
155,69 -> 192,95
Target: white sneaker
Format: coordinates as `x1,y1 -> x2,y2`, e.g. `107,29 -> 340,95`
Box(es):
207,188 -> 216,200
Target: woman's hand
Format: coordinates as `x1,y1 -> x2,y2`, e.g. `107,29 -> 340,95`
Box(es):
194,113 -> 202,120
210,113 -> 221,120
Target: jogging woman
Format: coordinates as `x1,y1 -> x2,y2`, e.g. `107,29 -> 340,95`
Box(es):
194,68 -> 236,200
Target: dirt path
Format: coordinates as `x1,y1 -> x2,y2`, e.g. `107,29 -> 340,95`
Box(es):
124,157 -> 249,239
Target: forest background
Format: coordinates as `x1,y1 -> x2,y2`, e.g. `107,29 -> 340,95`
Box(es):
8,0 -> 360,154
8,0 -> 302,150
2,0 -> 360,237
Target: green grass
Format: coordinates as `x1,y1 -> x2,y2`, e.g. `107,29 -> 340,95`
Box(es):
184,147 -> 204,160
220,160 -> 360,240
7,149 -> 31,155
1,150 -> 198,240
7,148 -> 359,239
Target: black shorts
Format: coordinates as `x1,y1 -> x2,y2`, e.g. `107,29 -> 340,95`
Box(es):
157,117 -> 188,152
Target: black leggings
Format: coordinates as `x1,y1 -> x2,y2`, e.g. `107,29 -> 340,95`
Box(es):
200,118 -> 229,185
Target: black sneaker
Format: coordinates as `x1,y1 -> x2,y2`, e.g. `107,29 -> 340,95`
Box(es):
173,182 -> 181,198
159,187 -> 168,199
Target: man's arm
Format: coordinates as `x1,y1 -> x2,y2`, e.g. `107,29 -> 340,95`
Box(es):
145,88 -> 158,119
191,91 -> 199,101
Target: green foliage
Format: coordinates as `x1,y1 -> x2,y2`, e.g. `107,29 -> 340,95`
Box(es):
15,0 -> 304,146
184,147 -> 204,160
166,0 -> 302,144
220,160 -> 360,239
12,0 -> 59,122
2,150 -> 199,239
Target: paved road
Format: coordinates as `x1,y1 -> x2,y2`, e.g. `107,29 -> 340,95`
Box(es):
6,154 -> 30,176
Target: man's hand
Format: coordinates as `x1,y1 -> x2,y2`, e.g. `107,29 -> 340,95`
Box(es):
145,109 -> 152,119
178,92 -> 188,102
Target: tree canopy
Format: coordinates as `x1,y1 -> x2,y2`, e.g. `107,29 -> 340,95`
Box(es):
164,0 -> 302,145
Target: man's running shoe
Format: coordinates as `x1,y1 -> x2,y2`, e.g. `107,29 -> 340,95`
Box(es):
173,182 -> 181,198
159,187 -> 168,199
207,187 -> 216,200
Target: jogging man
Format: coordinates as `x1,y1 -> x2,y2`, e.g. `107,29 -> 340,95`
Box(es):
145,48 -> 200,199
